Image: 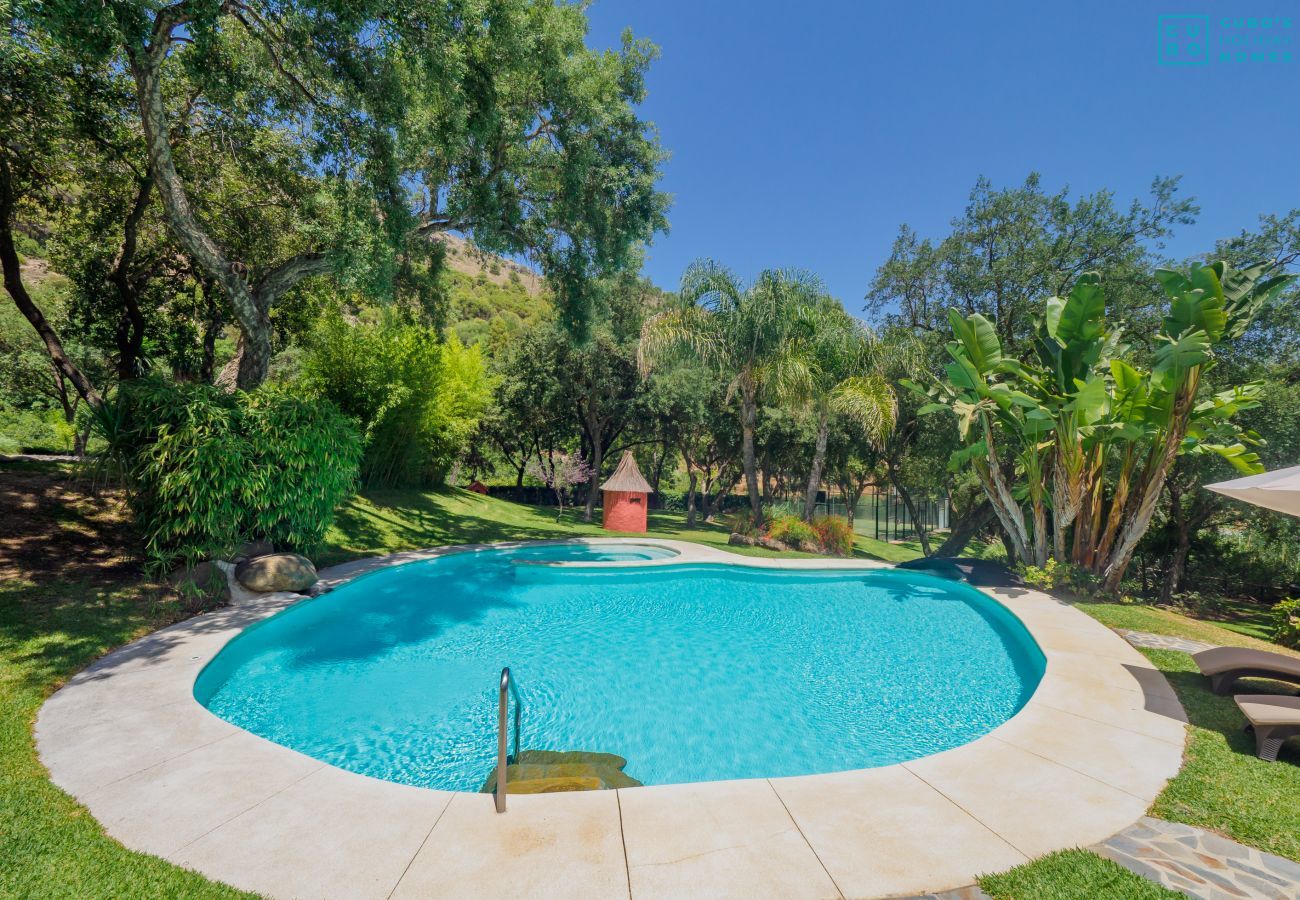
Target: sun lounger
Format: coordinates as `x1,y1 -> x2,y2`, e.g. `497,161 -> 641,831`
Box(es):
1192,646 -> 1300,695
1234,694 -> 1300,761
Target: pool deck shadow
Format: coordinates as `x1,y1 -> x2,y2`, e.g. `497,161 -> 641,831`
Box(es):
35,538 -> 1188,899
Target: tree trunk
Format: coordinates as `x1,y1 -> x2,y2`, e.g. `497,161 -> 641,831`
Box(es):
974,414 -> 1031,563
0,180 -> 102,409
802,409 -> 830,521
110,176 -> 154,380
935,500 -> 995,557
685,468 -> 698,528
583,414 -> 603,524
1101,380 -> 1198,593
740,386 -> 762,523
1030,490 -> 1049,568
1000,528 -> 1019,567
1159,478 -> 1207,604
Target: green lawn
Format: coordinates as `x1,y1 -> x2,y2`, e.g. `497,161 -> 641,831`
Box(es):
0,578 -> 252,898
979,849 -> 1181,899
321,486 -> 928,565
1142,648 -> 1300,859
1074,598 -> 1299,657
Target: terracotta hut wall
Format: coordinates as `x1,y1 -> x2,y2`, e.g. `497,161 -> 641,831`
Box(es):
602,490 -> 648,532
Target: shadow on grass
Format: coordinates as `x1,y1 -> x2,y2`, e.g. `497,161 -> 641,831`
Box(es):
1142,648 -> 1300,861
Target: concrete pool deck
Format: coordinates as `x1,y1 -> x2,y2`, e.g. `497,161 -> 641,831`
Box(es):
36,539 -> 1188,899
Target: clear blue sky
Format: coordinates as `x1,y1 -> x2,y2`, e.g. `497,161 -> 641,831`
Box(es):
583,0 -> 1299,311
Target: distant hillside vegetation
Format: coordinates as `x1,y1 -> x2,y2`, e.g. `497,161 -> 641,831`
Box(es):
434,234 -> 551,345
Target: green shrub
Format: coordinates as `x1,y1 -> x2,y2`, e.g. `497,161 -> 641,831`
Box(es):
0,405 -> 75,453
1019,558 -> 1062,590
1018,558 -> 1099,594
102,379 -> 362,573
242,390 -> 364,551
303,314 -> 492,487
1271,598 -> 1300,649
811,515 -> 854,556
766,514 -> 820,551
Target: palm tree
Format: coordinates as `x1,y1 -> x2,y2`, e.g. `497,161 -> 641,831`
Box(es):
790,297 -> 897,521
639,259 -> 818,523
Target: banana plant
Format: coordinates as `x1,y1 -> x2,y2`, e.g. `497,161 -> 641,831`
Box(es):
912,308 -> 1056,566
1089,261 -> 1290,592
917,260 -> 1291,588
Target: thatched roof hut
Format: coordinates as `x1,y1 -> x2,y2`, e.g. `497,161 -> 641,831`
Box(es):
601,452 -> 652,532
600,451 -> 653,493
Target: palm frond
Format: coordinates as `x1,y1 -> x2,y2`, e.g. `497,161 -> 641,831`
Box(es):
831,374 -> 898,445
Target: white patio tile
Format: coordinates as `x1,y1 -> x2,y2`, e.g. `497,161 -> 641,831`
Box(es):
620,778 -> 840,899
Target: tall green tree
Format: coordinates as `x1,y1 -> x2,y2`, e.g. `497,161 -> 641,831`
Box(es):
868,174 -> 1197,353
789,296 -> 896,521
33,0 -> 668,388
639,259 -> 820,523
0,24 -> 104,408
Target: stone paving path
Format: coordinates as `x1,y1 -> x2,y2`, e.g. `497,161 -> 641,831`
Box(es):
1118,629 -> 1218,653
1095,817 -> 1300,899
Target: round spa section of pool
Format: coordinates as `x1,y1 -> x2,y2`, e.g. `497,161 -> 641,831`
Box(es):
195,544 -> 1044,791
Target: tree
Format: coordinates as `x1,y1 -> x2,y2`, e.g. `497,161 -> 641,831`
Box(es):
640,260 -> 819,523
789,296 -> 896,521
0,25 -> 103,408
868,174 -> 1196,354
36,0 -> 668,387
917,262 -> 1294,590
526,451 -> 593,521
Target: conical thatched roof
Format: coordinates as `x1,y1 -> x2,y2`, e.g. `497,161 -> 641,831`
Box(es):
600,451 -> 652,493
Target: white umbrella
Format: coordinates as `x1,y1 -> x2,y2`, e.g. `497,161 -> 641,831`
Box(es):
1206,464 -> 1300,517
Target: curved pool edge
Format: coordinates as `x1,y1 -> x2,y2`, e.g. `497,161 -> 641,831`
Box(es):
35,540 -> 1189,899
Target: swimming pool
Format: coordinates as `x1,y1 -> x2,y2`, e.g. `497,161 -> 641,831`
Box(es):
196,543 -> 1044,791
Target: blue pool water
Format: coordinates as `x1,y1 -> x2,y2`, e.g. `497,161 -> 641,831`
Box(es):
196,544 -> 1044,790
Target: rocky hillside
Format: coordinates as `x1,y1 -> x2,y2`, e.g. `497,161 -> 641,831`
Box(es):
435,234 -> 544,296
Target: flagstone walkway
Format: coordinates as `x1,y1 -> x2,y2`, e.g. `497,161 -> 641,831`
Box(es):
1118,629 -> 1217,654
1096,817 -> 1300,899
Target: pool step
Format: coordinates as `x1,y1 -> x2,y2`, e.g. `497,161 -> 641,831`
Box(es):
480,750 -> 643,793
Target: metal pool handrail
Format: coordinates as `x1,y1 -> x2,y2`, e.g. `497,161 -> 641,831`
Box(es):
495,667 -> 522,813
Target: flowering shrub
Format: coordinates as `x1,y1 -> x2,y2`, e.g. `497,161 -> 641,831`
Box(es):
811,515 -> 854,557
1272,598 -> 1300,649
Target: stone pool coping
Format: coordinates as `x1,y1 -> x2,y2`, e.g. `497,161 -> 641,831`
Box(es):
36,539 -> 1188,899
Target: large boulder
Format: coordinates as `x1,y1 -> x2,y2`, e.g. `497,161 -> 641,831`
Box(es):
235,552 -> 318,593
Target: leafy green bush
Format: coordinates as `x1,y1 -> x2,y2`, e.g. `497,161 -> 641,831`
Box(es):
1271,598 -> 1300,649
812,515 -> 854,556
242,390 -> 364,551
1019,558 -> 1100,594
103,379 -> 361,572
0,405 -> 76,453
766,514 -> 820,551
303,314 -> 492,487
1020,558 -> 1062,590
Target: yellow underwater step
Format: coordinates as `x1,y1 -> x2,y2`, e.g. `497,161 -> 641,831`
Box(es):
480,750 -> 643,793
